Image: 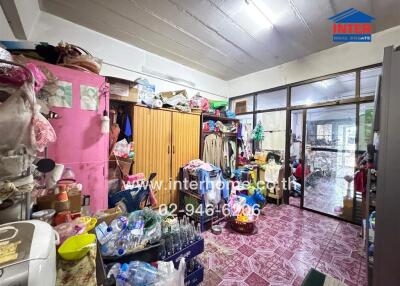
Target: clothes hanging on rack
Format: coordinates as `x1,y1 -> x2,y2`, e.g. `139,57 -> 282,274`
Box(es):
203,134 -> 223,168
183,160 -> 229,206
0,58 -> 55,206
110,104 -> 132,143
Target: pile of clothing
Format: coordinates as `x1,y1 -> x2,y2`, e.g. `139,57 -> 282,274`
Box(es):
202,120 -> 237,133
189,93 -> 209,111
183,160 -> 229,206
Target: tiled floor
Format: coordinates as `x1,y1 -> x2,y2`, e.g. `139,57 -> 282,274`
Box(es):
199,204 -> 367,286
289,196 -> 301,208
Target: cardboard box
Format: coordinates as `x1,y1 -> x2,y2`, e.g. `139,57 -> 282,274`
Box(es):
108,77 -> 139,103
36,188 -> 82,213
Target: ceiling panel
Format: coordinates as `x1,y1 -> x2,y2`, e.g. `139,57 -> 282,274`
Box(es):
39,0 -> 400,80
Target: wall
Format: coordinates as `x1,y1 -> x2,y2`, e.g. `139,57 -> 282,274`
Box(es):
228,25 -> 400,97
1,9 -> 228,99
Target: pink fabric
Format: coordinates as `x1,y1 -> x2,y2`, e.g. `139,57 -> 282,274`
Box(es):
31,113 -> 57,152
26,62 -> 48,93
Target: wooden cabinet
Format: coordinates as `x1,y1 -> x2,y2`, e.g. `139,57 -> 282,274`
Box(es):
132,105 -> 200,206
171,112 -> 200,204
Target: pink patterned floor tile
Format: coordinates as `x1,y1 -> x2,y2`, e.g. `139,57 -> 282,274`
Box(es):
237,244 -> 256,257
316,255 -> 361,284
250,252 -> 297,285
211,251 -> 253,280
202,204 -> 364,286
218,280 -> 249,286
292,248 -> 323,267
208,231 -> 246,251
203,269 -> 223,286
289,257 -> 314,284
247,233 -> 279,252
289,196 -> 301,207
244,273 -> 269,286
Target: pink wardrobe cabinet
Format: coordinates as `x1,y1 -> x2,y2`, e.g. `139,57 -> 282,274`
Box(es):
32,60 -> 109,212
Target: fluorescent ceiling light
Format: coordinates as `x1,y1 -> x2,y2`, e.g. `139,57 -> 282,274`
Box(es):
245,0 -> 273,29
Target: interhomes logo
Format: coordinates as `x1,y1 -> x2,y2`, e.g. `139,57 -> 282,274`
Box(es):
329,8 -> 375,42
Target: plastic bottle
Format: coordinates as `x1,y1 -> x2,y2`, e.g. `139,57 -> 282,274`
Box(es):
116,263 -> 130,286
115,231 -> 132,256
128,261 -> 158,286
100,240 -> 117,256
188,220 -> 195,244
110,216 -> 128,232
107,263 -> 121,279
179,219 -> 188,247
195,223 -> 202,241
172,229 -> 181,253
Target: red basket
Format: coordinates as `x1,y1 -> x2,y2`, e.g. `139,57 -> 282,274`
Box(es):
229,217 -> 256,234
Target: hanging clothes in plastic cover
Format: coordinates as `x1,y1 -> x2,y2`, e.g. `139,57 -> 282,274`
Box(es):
0,58 -> 56,202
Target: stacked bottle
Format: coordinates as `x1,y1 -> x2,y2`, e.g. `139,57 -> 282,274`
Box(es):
99,215 -> 145,257
160,216 -> 202,259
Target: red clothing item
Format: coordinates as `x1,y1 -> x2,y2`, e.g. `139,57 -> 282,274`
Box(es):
355,169 -> 367,193
294,163 -> 310,180
294,164 -> 303,179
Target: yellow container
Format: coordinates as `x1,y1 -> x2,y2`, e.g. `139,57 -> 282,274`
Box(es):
74,217 -> 97,233
58,233 -> 96,260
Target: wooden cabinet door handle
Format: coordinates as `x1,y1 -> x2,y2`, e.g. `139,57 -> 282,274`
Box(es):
168,146 -> 170,154
173,145 -> 175,154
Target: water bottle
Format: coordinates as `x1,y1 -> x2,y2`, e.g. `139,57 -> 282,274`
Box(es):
101,240 -> 117,256
115,232 -> 131,256
128,261 -> 158,286
164,228 -> 173,256
110,216 -> 128,232
107,263 -> 121,279
116,263 -> 130,286
188,221 -> 195,244
172,229 -> 181,252
195,223 -> 202,240
158,239 -> 166,260
179,219 -> 188,247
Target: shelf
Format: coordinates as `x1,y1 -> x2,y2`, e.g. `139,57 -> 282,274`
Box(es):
202,113 -> 239,122
202,130 -> 237,137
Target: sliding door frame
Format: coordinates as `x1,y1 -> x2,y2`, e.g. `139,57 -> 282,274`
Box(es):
230,63 -> 381,225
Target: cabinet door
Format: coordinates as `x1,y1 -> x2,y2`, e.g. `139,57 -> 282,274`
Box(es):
171,112 -> 200,204
133,106 -> 172,206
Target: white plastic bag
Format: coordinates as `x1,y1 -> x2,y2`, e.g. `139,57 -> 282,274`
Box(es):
156,258 -> 186,286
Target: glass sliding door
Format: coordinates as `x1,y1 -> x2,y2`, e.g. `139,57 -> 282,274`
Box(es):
289,110 -> 303,207
303,105 -> 357,220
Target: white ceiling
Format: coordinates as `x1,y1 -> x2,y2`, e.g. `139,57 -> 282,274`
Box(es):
39,0 -> 400,80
